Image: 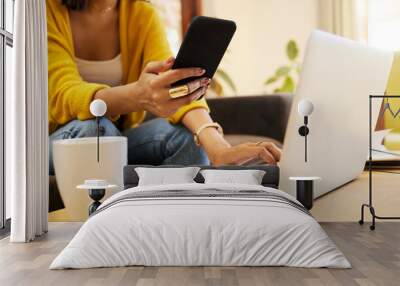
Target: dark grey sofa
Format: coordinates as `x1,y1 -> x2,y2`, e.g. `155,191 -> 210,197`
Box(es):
208,94 -> 292,146
49,94 -> 293,211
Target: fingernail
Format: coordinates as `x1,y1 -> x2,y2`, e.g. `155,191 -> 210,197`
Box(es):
166,57 -> 175,64
201,78 -> 209,85
197,68 -> 206,75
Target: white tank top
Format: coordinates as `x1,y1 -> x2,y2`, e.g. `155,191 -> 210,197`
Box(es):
75,54 -> 123,87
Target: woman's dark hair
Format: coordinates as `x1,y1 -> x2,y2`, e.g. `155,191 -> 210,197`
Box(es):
62,0 -> 87,10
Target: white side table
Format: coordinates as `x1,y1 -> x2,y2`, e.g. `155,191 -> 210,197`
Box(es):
77,180 -> 117,215
289,177 -> 321,210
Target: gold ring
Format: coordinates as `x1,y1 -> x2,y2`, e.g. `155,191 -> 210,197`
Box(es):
168,85 -> 190,98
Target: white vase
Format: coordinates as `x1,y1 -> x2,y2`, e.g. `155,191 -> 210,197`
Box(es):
53,136 -> 127,221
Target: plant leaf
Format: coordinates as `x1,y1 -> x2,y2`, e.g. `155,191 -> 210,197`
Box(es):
275,66 -> 291,77
215,69 -> 237,92
286,40 -> 299,61
264,76 -> 278,85
279,76 -> 295,93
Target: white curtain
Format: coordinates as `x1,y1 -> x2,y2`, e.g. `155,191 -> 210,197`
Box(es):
318,0 -> 368,42
9,0 -> 48,242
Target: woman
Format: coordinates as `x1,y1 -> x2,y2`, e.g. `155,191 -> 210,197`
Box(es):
47,0 -> 281,172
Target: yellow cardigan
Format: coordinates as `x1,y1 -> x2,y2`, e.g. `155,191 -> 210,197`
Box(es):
47,0 -> 209,134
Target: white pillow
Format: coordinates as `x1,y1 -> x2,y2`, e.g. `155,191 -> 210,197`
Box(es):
135,167 -> 200,186
200,169 -> 266,185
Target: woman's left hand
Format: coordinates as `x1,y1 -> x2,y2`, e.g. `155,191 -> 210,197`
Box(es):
181,108 -> 281,167
210,142 -> 282,166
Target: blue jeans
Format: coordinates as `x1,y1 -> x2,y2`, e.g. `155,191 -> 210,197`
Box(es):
49,118 -> 209,175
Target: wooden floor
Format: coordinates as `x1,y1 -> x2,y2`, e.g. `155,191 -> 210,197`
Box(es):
311,171 -> 400,222
1,222 -> 400,286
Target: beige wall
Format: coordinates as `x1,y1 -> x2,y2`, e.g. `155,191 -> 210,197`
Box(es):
202,0 -> 319,96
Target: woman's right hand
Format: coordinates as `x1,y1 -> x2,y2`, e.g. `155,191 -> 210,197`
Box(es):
135,57 -> 210,118
94,57 -> 210,117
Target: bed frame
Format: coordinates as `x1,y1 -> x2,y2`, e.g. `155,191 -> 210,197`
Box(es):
123,165 -> 280,189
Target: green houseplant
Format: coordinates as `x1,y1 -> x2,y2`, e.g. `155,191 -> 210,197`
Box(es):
264,40 -> 301,93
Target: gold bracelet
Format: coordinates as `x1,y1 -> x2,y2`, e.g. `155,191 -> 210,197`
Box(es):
194,122 -> 223,146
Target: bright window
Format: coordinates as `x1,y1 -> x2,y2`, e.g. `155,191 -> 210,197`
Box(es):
368,0 -> 400,51
152,0 -> 182,56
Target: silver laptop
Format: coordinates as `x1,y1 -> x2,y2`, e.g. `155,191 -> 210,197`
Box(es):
279,30 -> 393,198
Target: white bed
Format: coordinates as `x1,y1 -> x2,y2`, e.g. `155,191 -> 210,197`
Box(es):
50,183 -> 350,269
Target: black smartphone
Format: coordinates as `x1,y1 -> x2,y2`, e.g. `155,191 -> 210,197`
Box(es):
170,16 -> 236,97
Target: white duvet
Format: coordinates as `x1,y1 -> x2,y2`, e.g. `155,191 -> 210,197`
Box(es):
50,183 -> 350,269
